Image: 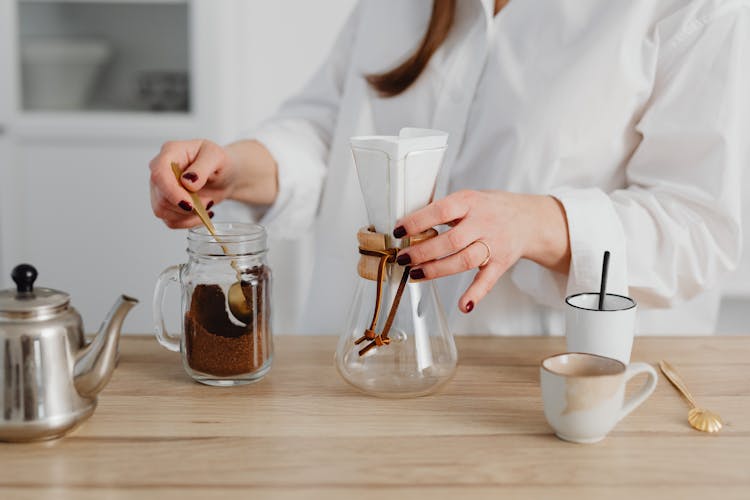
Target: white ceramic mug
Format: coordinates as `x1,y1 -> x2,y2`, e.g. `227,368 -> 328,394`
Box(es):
540,352 -> 657,444
565,292 -> 637,364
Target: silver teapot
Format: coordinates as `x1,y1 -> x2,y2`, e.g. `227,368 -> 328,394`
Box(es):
0,264 -> 138,441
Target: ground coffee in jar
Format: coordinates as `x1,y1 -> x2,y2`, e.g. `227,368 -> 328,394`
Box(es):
184,265 -> 270,377
153,222 -> 273,386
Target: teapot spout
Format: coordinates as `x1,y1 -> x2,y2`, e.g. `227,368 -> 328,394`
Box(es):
74,295 -> 138,399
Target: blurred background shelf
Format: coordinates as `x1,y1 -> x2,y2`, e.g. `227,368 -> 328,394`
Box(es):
18,0 -> 191,114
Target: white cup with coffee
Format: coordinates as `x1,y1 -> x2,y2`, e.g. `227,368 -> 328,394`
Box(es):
565,292 -> 637,364
540,352 -> 657,444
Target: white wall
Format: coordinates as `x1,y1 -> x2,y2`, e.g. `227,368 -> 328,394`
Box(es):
235,1 -> 356,133
226,0 -> 357,333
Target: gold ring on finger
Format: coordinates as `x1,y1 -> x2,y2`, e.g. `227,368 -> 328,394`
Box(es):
475,240 -> 491,268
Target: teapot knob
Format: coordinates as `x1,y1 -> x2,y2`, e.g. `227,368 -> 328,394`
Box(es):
12,264 -> 37,294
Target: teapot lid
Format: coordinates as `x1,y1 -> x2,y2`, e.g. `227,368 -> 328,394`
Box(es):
0,264 -> 70,319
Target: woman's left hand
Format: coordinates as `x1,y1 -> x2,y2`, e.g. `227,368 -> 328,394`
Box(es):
393,190 -> 570,313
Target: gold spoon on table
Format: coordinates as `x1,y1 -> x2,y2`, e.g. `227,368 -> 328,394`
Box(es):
171,162 -> 252,324
659,360 -> 723,433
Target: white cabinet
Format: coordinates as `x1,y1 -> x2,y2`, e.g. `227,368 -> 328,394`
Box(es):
7,0 -> 238,137
0,0 -> 237,335
0,0 -> 356,334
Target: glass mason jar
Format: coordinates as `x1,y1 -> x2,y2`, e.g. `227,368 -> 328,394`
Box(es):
153,222 -> 272,386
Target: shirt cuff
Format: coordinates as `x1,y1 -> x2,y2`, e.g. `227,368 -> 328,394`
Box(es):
555,187 -> 629,296
512,188 -> 629,306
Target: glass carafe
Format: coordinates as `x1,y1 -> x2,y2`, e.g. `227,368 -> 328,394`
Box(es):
335,128 -> 457,397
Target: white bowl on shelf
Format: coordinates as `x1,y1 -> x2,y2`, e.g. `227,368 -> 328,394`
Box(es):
21,38 -> 112,111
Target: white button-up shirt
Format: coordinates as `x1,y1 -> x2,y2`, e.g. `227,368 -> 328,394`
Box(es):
252,0 -> 749,335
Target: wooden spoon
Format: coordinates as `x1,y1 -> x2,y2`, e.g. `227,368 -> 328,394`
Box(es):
659,360 -> 723,433
171,163 -> 252,324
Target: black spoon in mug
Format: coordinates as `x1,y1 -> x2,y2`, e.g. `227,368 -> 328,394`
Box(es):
598,251 -> 610,311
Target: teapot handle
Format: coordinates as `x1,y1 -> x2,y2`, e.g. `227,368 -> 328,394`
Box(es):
153,265 -> 182,352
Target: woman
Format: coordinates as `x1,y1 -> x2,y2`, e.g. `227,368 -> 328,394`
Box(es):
150,0 -> 748,335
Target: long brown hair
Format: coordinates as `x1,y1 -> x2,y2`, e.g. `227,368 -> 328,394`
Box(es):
366,0 -> 456,98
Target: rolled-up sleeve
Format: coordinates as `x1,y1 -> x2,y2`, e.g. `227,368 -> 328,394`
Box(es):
516,5 -> 749,308
250,3 -> 362,238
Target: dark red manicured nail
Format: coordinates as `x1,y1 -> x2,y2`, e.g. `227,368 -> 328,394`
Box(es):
410,268 -> 425,280
465,301 -> 474,313
208,211 -> 215,219
396,253 -> 411,266
178,200 -> 192,212
393,226 -> 407,238
182,172 -> 198,182
206,200 -> 214,210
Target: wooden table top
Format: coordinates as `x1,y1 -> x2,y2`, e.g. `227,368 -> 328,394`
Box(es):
0,335 -> 748,499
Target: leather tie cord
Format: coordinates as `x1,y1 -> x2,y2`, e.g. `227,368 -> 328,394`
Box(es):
354,226 -> 437,357
354,247 -> 411,356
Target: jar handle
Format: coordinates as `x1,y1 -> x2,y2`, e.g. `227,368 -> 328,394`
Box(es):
153,265 -> 182,352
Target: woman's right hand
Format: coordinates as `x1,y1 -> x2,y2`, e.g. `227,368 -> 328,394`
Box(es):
149,138 -> 279,229
149,139 -> 235,228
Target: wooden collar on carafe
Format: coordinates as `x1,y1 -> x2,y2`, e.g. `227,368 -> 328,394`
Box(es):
355,226 -> 438,356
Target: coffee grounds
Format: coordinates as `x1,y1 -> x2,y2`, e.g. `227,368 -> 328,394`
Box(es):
184,266 -> 270,377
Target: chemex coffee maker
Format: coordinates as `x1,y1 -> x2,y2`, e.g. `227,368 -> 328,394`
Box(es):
0,264 -> 138,441
335,128 -> 457,397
